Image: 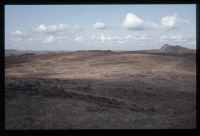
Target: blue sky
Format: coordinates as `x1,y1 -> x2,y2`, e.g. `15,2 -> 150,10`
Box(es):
5,4 -> 196,51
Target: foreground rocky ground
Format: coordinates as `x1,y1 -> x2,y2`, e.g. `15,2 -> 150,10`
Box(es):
5,45 -> 196,129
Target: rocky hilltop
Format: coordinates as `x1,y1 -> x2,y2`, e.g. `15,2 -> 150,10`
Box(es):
134,44 -> 196,57
160,44 -> 195,55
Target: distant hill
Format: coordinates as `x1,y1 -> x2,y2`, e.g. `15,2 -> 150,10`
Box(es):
5,49 -> 62,56
135,44 -> 196,57
5,44 -> 196,57
160,44 -> 195,55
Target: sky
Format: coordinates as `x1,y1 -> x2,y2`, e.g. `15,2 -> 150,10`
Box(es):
5,4 -> 196,51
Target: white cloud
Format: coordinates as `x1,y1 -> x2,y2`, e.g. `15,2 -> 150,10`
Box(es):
74,36 -> 86,44
122,13 -> 144,29
35,24 -> 69,33
161,14 -> 189,30
91,35 -> 95,39
37,24 -> 47,32
106,36 -> 112,40
10,30 -> 28,42
93,22 -> 106,29
100,33 -> 105,42
44,36 -> 55,43
125,35 -> 132,39
11,30 -> 26,35
75,36 -> 83,41
122,13 -> 158,30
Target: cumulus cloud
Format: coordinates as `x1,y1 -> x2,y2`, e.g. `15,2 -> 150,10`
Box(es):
35,24 -> 69,33
11,30 -> 26,36
11,30 -> 22,35
43,36 -> 55,43
9,30 -> 29,42
161,14 -> 189,30
37,24 -> 47,32
93,22 -> 106,29
122,13 -> 144,29
75,36 -> 83,41
122,13 -> 158,30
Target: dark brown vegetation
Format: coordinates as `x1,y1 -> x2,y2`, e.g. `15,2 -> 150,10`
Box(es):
5,45 -> 196,129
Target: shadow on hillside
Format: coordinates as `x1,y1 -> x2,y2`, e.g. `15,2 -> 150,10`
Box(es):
5,54 -> 35,67
5,77 -> 196,129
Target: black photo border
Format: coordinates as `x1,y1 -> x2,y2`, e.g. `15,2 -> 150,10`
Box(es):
0,0 -> 199,135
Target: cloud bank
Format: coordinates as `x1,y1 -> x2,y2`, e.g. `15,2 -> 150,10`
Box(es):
35,24 -> 69,33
